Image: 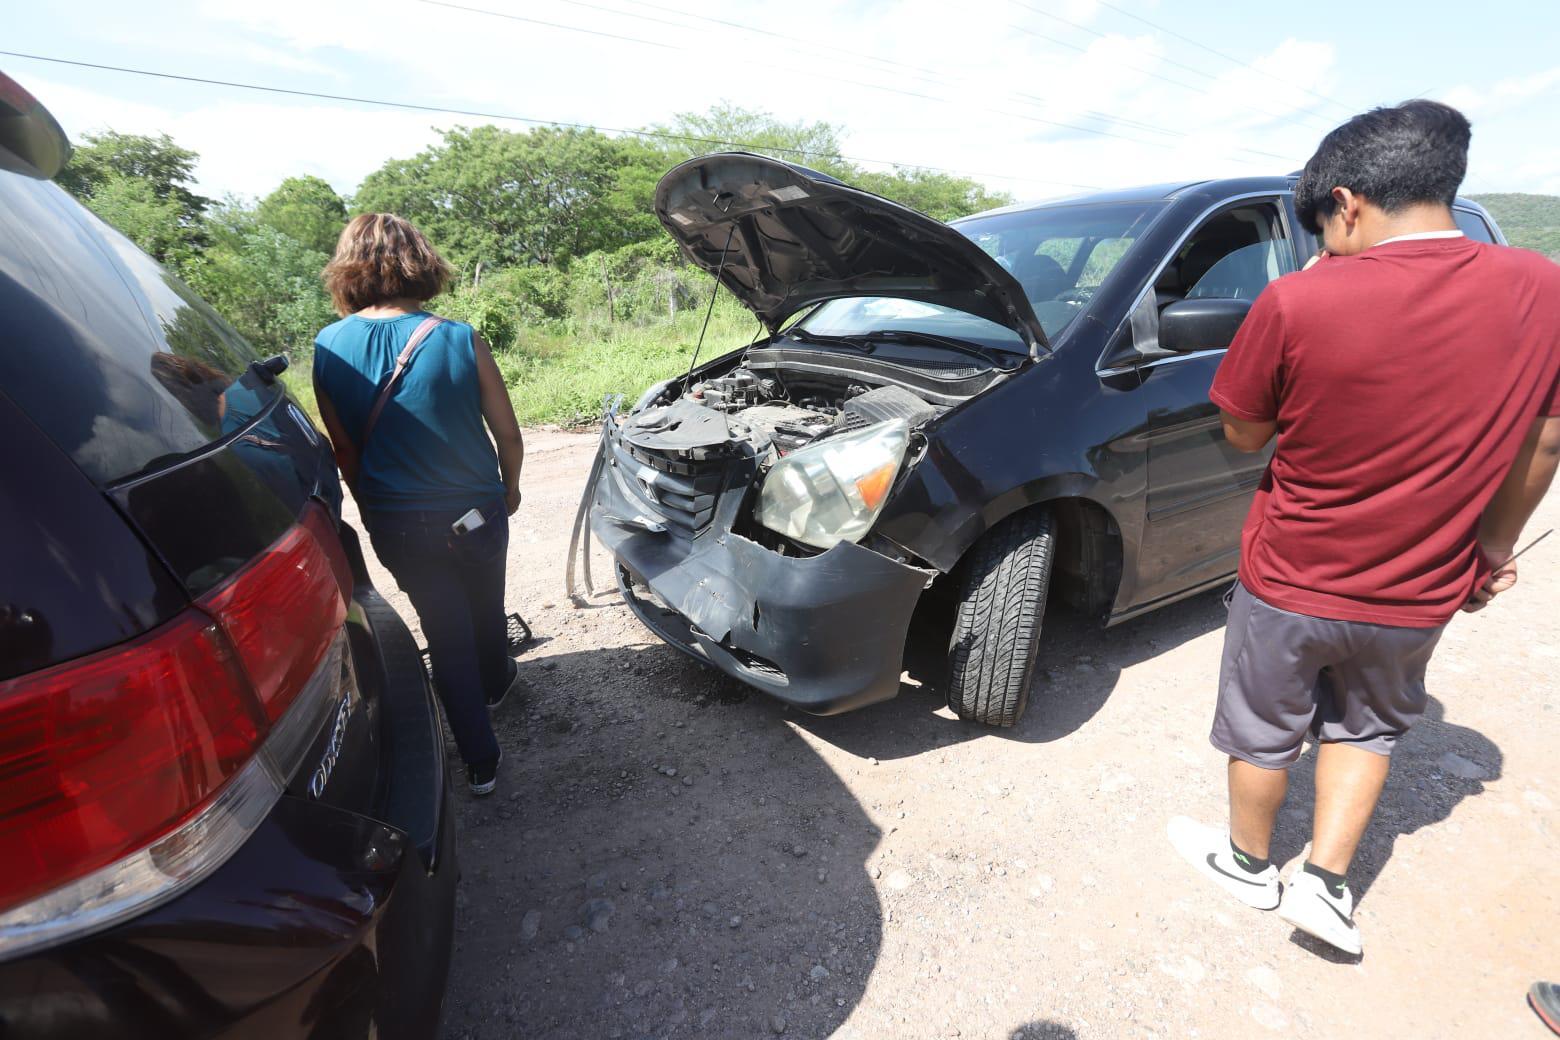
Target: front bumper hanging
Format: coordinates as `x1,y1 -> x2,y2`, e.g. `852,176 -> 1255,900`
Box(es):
571,404 -> 933,714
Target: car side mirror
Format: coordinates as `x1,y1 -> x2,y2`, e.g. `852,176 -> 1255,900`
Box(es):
1157,297 -> 1252,354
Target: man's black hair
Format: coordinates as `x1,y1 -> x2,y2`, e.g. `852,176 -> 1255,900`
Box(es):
1293,100 -> 1471,234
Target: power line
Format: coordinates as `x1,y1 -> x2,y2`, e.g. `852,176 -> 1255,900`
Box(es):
418,0 -> 1297,170
1005,2 -> 1336,134
415,0 -> 681,49
419,0 -> 1184,150
0,50 -> 1105,191
537,0 -> 1320,153
1090,0 -> 1358,115
546,0 -> 948,84
561,0 -> 1302,149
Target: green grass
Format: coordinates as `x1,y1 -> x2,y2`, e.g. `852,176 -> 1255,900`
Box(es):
282,301 -> 761,429
496,302 -> 758,426
280,365 -> 318,422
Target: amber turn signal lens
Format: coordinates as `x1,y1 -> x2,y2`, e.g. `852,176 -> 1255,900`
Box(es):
854,462 -> 897,513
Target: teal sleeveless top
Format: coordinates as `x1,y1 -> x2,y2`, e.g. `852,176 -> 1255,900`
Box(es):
313,312 -> 504,512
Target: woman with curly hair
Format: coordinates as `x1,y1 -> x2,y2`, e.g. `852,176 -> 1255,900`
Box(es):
313,213 -> 523,796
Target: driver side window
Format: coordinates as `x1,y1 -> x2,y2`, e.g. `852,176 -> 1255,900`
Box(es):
1155,202 -> 1294,309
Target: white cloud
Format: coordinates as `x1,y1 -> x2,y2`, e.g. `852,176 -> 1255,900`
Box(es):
25,74 -> 447,199
12,0 -> 1554,202
1439,65 -> 1560,120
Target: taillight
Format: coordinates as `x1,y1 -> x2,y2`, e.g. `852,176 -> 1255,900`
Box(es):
0,503 -> 352,958
0,614 -> 264,916
301,507 -> 354,602
198,506 -> 348,722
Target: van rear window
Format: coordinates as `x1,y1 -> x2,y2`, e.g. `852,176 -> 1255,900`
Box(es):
0,173 -> 276,485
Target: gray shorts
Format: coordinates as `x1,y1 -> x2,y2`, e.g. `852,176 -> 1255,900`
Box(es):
1211,582 -> 1445,769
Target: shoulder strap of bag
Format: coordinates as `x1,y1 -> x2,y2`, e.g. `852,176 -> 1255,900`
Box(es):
359,316 -> 445,448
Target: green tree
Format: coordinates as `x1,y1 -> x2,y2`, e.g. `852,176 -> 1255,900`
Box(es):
354,125 -> 662,270
647,102 -> 852,178
57,131 -> 210,257
181,201 -> 337,359
853,166 -> 1012,221
78,172 -> 195,263
644,105 -> 1006,219
257,175 -> 348,254
56,131 -> 207,213
1468,193 -> 1560,260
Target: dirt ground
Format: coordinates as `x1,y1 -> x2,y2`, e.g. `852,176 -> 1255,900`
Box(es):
348,429 -> 1559,1040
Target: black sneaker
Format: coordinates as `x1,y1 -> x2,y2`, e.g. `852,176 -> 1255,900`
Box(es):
487,658 -> 520,710
468,751 -> 502,796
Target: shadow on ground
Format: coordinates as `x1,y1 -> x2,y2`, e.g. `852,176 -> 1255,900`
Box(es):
1271,695 -> 1502,960
1007,1022 -> 1079,1040
792,585 -> 1230,761
440,641 -> 886,1039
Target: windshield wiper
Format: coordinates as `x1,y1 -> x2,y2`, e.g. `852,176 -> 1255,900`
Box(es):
783,327 -> 876,352
866,329 -> 1026,369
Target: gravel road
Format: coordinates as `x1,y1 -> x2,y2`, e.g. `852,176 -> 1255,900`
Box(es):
349,429 -> 1558,1040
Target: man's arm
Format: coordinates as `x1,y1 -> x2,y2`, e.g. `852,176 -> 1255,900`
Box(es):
473,332 -> 525,515
1464,414 -> 1560,611
1219,412 -> 1277,453
1209,285 -> 1285,452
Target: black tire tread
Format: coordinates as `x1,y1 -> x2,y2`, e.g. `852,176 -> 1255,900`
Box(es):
947,508 -> 1055,727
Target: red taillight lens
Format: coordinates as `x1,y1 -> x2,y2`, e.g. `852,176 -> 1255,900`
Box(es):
0,505 -> 351,929
302,507 -> 354,601
0,614 -> 266,913
199,507 -> 348,722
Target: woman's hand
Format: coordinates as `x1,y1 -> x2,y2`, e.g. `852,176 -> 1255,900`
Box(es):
506,485 -> 522,516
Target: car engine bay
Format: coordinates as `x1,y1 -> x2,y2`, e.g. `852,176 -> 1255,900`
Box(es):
626,363 -> 945,461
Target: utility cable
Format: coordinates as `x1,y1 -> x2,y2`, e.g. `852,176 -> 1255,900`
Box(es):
415,0 -> 1301,170
0,50 -> 1106,190
1089,0 -> 1357,114
1005,15 -> 1335,134
416,0 -> 1215,154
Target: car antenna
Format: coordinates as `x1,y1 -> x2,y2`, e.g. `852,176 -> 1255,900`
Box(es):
681,208 -> 737,397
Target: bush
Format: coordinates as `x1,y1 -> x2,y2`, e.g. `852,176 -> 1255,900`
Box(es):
180,210 -> 336,361
440,282 -> 524,351
498,297 -> 756,426
569,239 -> 709,328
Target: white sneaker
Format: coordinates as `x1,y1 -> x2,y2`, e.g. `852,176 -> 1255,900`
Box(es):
1279,867 -> 1362,955
1166,816 -> 1281,910
468,750 -> 502,797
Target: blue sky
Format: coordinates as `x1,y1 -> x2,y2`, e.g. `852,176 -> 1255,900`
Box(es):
8,0 -> 1558,202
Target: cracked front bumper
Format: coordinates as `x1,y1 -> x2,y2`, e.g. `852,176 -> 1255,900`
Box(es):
588,431 -> 932,714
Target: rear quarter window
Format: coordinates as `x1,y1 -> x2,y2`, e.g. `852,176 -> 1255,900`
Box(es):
0,172 -> 274,485
1453,209 -> 1497,244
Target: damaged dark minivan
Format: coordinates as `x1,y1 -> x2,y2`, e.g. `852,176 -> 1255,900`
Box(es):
576,152 -> 1504,727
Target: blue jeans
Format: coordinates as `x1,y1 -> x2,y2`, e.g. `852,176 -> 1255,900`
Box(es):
364,499 -> 509,769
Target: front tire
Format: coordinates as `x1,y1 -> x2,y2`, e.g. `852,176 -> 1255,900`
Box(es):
946,508 -> 1055,727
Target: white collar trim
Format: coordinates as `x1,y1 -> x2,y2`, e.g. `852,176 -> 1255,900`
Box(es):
1374,230 -> 1466,247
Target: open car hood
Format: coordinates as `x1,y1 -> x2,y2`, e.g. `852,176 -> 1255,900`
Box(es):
654,153 -> 1050,357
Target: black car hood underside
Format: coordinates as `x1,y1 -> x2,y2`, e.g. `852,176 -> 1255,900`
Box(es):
654,153 -> 1050,356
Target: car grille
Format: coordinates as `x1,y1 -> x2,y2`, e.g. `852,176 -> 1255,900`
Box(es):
610,438 -> 730,541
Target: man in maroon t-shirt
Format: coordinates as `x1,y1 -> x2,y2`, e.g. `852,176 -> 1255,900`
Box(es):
1168,100 -> 1560,955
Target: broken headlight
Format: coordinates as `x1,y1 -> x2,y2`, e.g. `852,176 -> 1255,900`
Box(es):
753,420 -> 910,550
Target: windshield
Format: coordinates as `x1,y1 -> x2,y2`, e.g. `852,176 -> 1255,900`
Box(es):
794,200 -> 1163,351
960,201 -> 1163,339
